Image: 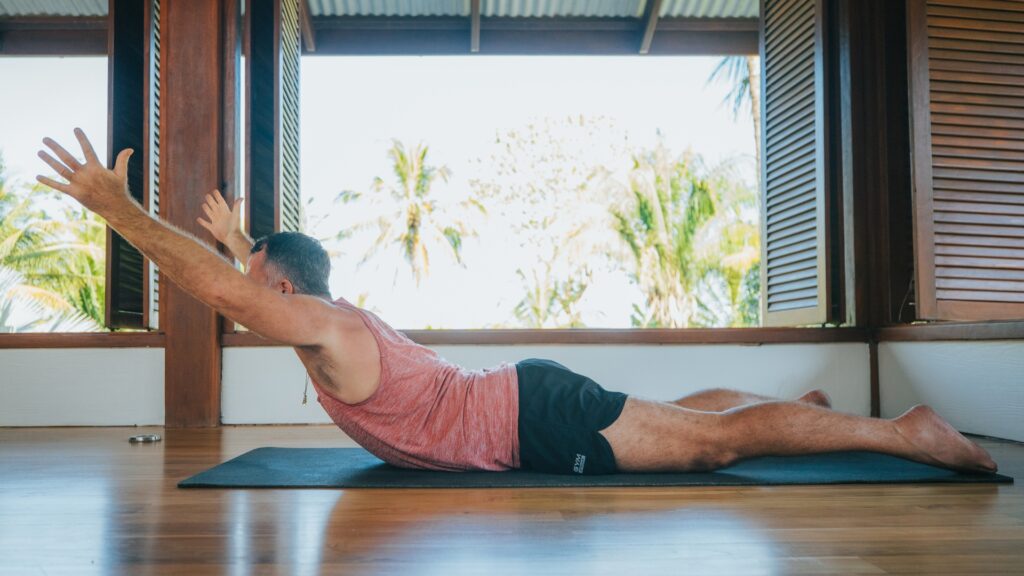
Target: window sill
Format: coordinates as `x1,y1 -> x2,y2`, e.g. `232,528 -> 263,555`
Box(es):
0,332 -> 165,349
876,321 -> 1024,342
221,327 -> 871,347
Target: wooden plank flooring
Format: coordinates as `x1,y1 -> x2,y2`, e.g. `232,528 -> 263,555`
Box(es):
0,426 -> 1021,575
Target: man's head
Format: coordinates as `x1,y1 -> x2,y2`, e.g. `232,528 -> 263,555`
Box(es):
247,232 -> 331,299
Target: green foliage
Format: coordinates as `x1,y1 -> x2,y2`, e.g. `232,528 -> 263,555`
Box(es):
0,152 -> 105,331
512,265 -> 590,329
708,55 -> 757,120
339,117 -> 761,329
611,143 -> 760,328
471,116 -> 626,328
611,143 -> 716,327
335,140 -> 484,287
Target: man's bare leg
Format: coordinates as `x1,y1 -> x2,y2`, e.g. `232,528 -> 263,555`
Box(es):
672,388 -> 832,411
599,397 -> 998,474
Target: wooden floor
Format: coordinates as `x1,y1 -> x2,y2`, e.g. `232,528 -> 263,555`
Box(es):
1,427 -> 1022,575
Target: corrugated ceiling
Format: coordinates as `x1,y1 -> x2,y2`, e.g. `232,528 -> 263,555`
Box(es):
661,0 -> 757,18
0,0 -> 106,17
1,0 -> 757,19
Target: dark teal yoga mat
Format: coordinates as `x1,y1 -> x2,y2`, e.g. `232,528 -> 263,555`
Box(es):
179,447 -> 1012,488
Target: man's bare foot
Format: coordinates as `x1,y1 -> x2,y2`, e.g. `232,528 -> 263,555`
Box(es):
892,405 -> 998,473
797,389 -> 832,409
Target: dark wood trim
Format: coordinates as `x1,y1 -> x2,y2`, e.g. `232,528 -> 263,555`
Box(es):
220,0 -> 243,337
638,0 -> 663,55
876,321 -> 1024,342
299,0 -> 315,52
907,0 -> 938,319
223,327 -> 871,347
310,17 -> 757,55
0,332 -> 164,349
868,339 -> 879,417
470,0 -> 480,53
0,17 -> 106,55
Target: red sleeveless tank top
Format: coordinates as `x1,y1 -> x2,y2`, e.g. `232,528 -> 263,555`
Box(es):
310,297 -> 520,471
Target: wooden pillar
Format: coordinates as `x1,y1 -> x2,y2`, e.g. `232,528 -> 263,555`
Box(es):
161,0 -> 239,427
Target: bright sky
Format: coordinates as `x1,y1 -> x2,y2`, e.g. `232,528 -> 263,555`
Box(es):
0,55 -> 755,329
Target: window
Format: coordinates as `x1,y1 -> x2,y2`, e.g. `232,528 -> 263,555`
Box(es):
0,57 -> 109,332
301,56 -> 762,329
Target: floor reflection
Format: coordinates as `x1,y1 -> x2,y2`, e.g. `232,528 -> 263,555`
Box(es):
316,489 -> 783,575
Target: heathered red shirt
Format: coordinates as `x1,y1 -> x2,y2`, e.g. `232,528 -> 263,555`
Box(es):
310,297 -> 520,471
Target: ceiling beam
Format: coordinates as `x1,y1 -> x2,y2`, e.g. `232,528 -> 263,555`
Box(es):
299,0 -> 316,52
470,0 -> 481,53
639,0 -> 663,55
311,17 -> 757,55
0,16 -> 106,55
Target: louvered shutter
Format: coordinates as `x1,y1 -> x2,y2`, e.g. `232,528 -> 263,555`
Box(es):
909,0 -> 1024,321
759,0 -> 832,326
106,0 -> 160,330
247,0 -> 302,241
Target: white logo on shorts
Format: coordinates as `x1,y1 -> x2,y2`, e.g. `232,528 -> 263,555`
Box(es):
573,453 -> 586,474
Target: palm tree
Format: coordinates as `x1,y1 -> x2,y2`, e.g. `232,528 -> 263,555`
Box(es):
706,56 -> 764,326
512,259 -> 591,329
611,144 -> 717,328
0,155 -> 105,330
708,55 -> 762,179
335,140 -> 484,287
692,161 -> 761,327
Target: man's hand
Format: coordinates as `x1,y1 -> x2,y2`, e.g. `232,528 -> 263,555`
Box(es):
197,189 -> 254,264
36,128 -> 135,217
197,189 -> 243,244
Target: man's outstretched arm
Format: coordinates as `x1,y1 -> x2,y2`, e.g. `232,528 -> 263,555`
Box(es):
37,128 -> 337,347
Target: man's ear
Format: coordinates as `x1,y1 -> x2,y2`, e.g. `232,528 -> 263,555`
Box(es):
278,279 -> 295,295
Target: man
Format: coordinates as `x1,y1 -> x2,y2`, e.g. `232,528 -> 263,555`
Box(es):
37,129 -> 998,475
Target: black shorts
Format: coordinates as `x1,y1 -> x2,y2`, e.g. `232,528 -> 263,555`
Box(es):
515,358 -> 628,475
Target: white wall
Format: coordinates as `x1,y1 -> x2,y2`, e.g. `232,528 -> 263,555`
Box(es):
879,341 -> 1024,442
222,343 -> 871,424
0,348 -> 164,426
0,342 -> 880,427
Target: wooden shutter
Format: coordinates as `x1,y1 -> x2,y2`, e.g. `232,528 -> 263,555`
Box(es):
106,0 -> 160,330
246,0 -> 302,241
909,0 -> 1024,321
760,0 -> 832,326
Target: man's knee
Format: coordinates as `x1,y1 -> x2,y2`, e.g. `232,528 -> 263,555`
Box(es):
685,446 -> 739,471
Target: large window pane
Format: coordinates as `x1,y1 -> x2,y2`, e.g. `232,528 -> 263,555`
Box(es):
301,56 -> 760,329
0,57 -> 108,332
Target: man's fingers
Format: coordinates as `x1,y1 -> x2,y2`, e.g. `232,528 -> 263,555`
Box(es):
42,138 -> 82,170
113,148 -> 133,178
74,127 -> 100,164
197,217 -> 213,232
36,175 -> 71,193
212,189 -> 228,209
232,197 -> 245,214
38,151 -> 73,179
202,203 -> 214,219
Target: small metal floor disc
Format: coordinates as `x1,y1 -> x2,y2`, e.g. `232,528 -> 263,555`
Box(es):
129,434 -> 162,443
